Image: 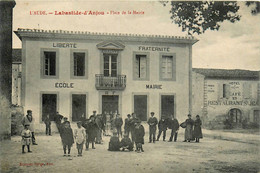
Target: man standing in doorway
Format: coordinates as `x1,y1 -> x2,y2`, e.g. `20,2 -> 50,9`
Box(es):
147,112 -> 158,143
22,110 -> 37,145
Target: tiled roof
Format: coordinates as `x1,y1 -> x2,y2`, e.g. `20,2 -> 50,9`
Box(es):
193,68 -> 260,80
12,49 -> 21,62
14,28 -> 198,45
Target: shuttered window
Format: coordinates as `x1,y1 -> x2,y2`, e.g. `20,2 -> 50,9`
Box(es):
44,52 -> 56,76
223,84 -> 230,99
135,55 -> 147,79
161,56 -> 173,79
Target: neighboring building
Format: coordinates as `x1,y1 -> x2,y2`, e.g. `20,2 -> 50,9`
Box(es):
0,0 -> 16,140
14,28 -> 198,132
193,68 -> 260,127
12,49 -> 22,106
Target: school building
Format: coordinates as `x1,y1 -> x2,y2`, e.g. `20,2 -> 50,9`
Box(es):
14,28 -> 198,132
192,68 -> 260,127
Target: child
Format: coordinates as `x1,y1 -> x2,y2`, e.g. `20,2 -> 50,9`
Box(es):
108,131 -> 120,151
74,121 -> 86,156
134,120 -> 145,153
60,121 -> 74,156
44,114 -> 51,136
120,133 -> 133,151
21,124 -> 32,153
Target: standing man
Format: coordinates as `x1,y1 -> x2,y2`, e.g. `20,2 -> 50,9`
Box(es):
157,117 -> 168,141
22,110 -> 37,145
147,112 -> 158,143
44,114 -> 51,136
114,114 -> 123,138
168,116 -> 179,142
124,114 -> 131,138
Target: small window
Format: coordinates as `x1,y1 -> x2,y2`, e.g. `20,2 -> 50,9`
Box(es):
73,52 -> 85,76
44,52 -> 56,76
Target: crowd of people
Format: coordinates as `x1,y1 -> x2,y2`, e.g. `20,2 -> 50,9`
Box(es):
20,110 -> 203,156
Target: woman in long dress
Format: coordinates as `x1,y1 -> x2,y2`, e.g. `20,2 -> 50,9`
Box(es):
184,114 -> 194,142
193,115 -> 203,142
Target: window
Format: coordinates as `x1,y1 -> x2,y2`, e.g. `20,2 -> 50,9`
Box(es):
72,94 -> 86,122
223,84 -> 230,98
73,52 -> 85,76
42,94 -> 57,121
134,95 -> 148,121
44,52 -> 56,76
133,53 -> 149,80
160,54 -> 176,81
41,49 -> 59,79
104,54 -> 117,77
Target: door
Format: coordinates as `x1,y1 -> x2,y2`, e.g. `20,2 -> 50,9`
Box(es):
161,95 -> 174,119
134,95 -> 148,121
102,95 -> 119,114
72,94 -> 86,121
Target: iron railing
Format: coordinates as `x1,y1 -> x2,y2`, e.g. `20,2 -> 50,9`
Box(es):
95,74 -> 126,90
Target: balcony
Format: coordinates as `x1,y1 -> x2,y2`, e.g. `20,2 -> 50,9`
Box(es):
95,74 -> 126,90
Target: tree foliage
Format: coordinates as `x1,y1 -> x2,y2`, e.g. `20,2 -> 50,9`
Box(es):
162,1 -> 243,35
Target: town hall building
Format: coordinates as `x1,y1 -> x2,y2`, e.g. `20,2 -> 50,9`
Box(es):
15,28 -> 197,132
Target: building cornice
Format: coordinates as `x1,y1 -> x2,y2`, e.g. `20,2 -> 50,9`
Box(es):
14,28 -> 199,45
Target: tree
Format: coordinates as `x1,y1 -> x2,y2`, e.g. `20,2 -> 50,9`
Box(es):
161,1 -> 259,35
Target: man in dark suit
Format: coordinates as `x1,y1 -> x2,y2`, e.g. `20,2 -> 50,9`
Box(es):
147,112 -> 158,143
168,116 -> 179,142
157,117 -> 167,141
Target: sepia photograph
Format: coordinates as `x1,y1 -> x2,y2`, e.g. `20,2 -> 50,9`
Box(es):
0,0 -> 260,172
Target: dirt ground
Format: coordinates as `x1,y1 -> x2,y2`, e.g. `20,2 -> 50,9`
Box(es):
1,130 -> 259,173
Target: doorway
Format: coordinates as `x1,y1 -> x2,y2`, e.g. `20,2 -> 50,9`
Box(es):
161,95 -> 174,119
102,95 -> 119,114
134,95 -> 148,121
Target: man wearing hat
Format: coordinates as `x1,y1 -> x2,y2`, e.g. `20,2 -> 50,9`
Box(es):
147,112 -> 158,143
22,110 -> 37,145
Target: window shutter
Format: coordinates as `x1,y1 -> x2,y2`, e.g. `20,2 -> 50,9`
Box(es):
166,57 -> 173,78
135,56 -> 139,78
226,84 -> 231,99
218,83 -> 223,99
140,56 -> 146,78
161,56 -> 167,78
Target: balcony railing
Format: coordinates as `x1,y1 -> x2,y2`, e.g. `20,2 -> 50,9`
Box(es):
95,74 -> 126,90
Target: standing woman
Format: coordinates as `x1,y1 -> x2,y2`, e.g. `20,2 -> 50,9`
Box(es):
183,114 -> 194,142
193,115 -> 203,142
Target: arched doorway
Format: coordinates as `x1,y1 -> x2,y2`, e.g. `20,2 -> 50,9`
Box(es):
228,108 -> 242,124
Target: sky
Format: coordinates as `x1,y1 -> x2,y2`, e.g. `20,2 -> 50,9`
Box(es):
12,1 -> 260,70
